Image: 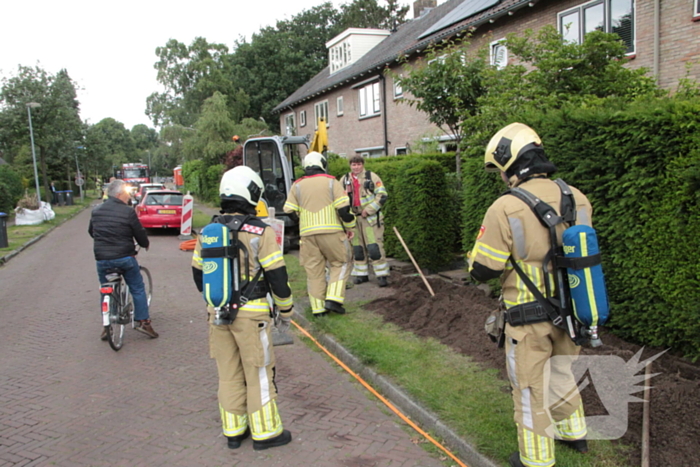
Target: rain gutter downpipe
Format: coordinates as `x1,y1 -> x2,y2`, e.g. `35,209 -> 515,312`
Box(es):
380,74 -> 389,156
653,0 -> 660,79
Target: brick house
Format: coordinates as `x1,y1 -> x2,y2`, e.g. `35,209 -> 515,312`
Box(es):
273,0 -> 700,158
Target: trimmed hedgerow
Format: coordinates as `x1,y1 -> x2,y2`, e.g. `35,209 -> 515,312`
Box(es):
462,97 -> 700,360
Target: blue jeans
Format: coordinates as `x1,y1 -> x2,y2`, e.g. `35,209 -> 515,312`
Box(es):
97,256 -> 149,321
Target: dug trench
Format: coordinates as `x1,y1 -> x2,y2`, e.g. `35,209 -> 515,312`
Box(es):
354,272 -> 700,467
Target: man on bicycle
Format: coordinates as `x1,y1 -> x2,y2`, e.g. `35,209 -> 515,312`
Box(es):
89,179 -> 158,339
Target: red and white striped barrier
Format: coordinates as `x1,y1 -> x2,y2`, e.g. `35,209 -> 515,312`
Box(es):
180,191 -> 194,238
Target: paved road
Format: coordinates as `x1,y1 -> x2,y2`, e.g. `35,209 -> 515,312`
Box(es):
0,205 -> 445,467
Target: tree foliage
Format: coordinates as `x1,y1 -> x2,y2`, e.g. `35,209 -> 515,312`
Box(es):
148,0 -> 407,132
396,39 -> 486,182
0,66 -> 83,200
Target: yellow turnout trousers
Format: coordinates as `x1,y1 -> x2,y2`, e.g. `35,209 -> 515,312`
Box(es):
299,231 -> 351,314
351,215 -> 389,278
209,312 -> 284,441
505,321 -> 587,467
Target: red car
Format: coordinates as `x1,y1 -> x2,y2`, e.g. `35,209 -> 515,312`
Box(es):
136,190 -> 184,230
135,183 -> 166,203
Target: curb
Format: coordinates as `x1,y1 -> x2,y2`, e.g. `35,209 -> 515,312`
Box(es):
292,299 -> 500,467
0,203 -> 93,266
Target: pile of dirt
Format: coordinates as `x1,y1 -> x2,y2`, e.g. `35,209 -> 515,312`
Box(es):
365,272 -> 700,467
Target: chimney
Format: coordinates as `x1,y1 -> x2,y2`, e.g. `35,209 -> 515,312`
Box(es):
413,0 -> 437,18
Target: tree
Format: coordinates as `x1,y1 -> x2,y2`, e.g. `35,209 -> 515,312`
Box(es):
147,37 -> 249,127
396,40 -> 486,183
182,92 -> 237,165
87,118 -> 138,177
337,0 -> 409,31
0,66 -> 83,201
229,3 -> 341,129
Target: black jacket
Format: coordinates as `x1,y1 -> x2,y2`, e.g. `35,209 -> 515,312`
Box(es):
88,197 -> 149,260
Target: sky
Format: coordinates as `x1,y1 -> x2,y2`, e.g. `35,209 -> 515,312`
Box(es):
0,0 -> 351,131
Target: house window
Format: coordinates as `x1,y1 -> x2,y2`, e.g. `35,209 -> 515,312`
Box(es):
314,101 -> 329,129
337,96 -> 344,116
329,41 -> 352,74
300,110 -> 306,127
695,0 -> 699,17
490,40 -> 508,69
394,79 -> 403,99
395,147 -> 407,155
559,0 -> 635,54
359,81 -> 381,118
284,113 -> 296,136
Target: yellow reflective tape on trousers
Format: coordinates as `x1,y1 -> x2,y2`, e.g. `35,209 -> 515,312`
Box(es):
580,231 -> 599,325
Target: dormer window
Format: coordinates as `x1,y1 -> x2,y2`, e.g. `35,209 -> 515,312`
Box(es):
326,28 -> 390,74
330,42 -> 352,74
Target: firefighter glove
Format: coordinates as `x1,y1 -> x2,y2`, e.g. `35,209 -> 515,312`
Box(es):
276,308 -> 293,333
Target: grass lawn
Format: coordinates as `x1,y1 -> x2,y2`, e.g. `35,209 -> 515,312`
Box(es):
1,197 -> 92,256
283,254 -> 631,467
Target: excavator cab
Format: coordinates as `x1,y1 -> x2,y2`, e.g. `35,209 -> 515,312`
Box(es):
243,135 -> 309,250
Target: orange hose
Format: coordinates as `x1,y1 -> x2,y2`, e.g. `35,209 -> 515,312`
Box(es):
179,239 -> 197,251
291,319 -> 470,467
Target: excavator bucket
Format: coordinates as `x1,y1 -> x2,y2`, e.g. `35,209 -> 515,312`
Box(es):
310,118 -> 328,154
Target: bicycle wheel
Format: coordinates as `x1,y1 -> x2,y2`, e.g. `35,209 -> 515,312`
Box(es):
140,266 -> 153,307
107,282 -> 126,351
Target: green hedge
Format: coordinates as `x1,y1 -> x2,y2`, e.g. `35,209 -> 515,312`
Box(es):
462,97 -> 700,360
182,160 -> 225,204
0,166 -> 24,214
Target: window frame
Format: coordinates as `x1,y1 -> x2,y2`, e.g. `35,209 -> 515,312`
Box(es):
358,81 -> 381,119
558,0 -> 635,54
337,96 -> 344,116
394,78 -> 403,99
314,100 -> 329,129
300,110 -> 306,127
489,39 -> 508,69
695,0 -> 700,18
284,112 -> 296,136
395,147 -> 407,155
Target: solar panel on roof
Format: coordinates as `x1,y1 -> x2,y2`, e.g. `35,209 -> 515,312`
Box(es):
418,0 -> 501,39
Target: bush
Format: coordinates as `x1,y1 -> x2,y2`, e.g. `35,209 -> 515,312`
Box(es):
0,166 -> 24,213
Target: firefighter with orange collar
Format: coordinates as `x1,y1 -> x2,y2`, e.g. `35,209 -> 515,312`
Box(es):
283,152 -> 355,316
468,123 -> 592,467
341,155 -> 390,287
191,166 -> 293,451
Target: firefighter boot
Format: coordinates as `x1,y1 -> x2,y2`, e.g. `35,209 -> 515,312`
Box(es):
325,300 -> 346,315
557,439 -> 588,453
226,428 -> 250,449
377,276 -> 388,287
509,452 -> 525,467
253,430 -> 292,451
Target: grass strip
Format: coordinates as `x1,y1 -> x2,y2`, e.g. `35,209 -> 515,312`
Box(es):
1,199 -> 91,254
283,254 -> 630,467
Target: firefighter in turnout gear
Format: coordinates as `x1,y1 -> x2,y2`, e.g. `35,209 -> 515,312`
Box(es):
342,155 -> 390,287
283,152 -> 356,316
468,123 -> 592,467
191,166 -> 293,451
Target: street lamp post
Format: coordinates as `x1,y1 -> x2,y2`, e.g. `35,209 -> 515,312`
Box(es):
26,102 -> 41,205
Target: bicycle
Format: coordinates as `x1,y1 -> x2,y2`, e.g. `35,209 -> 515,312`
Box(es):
100,265 -> 153,351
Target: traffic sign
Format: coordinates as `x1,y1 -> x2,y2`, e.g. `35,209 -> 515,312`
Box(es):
75,177 -> 85,186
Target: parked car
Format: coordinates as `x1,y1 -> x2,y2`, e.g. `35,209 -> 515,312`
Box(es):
135,183 -> 166,202
136,190 -> 184,229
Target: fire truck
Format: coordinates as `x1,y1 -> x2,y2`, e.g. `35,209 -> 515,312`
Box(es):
120,163 -> 150,193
